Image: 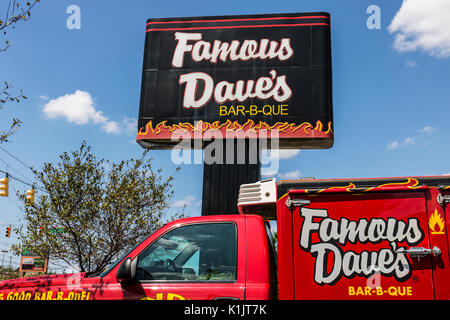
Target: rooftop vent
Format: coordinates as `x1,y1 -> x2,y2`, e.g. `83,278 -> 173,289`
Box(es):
237,178 -> 277,218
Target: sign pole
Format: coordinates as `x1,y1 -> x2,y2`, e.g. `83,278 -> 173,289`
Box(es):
202,139 -> 260,215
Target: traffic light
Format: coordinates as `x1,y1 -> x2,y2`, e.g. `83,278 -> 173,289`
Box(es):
26,188 -> 35,205
0,176 -> 9,197
5,226 -> 11,238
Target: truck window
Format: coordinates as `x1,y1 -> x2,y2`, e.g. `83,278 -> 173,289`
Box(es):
135,223 -> 237,282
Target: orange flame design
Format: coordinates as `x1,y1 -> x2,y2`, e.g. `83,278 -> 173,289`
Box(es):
317,183 -> 356,193
137,119 -> 333,138
363,178 -> 420,192
429,209 -> 445,235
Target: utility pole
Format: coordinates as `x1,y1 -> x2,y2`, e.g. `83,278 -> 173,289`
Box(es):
1,250 -> 7,269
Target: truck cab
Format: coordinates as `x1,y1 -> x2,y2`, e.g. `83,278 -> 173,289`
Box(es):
0,214 -> 276,300
94,214 -> 276,300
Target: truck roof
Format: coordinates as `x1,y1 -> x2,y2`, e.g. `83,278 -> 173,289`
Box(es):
277,175 -> 450,198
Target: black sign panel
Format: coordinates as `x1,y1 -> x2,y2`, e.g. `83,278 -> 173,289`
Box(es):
137,12 -> 333,149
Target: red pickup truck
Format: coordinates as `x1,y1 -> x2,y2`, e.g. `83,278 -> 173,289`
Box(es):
1,176 -> 449,300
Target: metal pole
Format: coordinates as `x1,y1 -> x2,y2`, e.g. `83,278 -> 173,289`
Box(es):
202,139 -> 260,215
1,250 -> 7,269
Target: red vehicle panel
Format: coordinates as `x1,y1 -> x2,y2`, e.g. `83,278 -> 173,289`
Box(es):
275,185 -> 450,300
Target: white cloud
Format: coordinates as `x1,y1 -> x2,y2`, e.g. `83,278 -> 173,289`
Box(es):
387,126 -> 436,150
278,170 -> 302,180
388,0 -> 450,57
260,149 -> 301,177
277,149 -> 301,159
43,90 -> 107,125
42,90 -> 137,135
387,141 -> 399,150
171,195 -> 195,208
403,136 -> 415,145
102,117 -> 137,135
122,117 -> 138,135
101,121 -> 121,135
418,126 -> 436,134
262,149 -> 301,160
261,168 -> 279,177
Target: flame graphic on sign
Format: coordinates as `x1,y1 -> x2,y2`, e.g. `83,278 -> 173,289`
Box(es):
429,209 -> 445,235
137,119 -> 333,138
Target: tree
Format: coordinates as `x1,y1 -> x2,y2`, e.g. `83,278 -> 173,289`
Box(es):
0,0 -> 40,143
12,141 -> 184,273
0,81 -> 25,143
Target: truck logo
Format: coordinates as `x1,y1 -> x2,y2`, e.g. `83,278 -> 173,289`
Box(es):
299,208 -> 424,286
141,293 -> 188,300
429,209 -> 445,235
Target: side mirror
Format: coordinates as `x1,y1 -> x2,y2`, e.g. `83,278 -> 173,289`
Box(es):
116,257 -> 135,283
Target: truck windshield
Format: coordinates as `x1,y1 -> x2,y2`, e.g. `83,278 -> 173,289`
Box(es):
96,241 -> 142,277
135,223 -> 237,281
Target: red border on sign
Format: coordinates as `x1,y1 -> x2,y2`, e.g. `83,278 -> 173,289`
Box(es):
147,22 -> 330,32
146,15 -> 329,26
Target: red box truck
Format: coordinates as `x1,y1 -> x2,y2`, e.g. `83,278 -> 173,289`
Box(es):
0,176 -> 449,300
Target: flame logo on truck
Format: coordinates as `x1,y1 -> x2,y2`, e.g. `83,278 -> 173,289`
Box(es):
429,209 -> 445,235
299,208 -> 424,286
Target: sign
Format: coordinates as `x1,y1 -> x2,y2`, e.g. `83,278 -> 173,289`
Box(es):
19,256 -> 48,276
137,12 -> 333,149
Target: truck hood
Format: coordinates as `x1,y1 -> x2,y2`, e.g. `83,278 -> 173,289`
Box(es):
0,273 -> 89,290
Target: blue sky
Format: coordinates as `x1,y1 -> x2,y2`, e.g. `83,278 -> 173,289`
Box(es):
1,0 -> 450,270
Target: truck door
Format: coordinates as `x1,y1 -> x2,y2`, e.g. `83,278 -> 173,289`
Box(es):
290,190 -> 437,300
431,189 -> 450,300
122,221 -> 245,300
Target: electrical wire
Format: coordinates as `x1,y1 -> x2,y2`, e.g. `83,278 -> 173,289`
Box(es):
0,169 -> 47,193
0,146 -> 35,175
0,147 -> 47,193
0,156 -> 35,186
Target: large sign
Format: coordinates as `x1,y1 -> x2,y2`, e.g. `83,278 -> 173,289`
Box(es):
137,12 -> 333,149
19,255 -> 48,277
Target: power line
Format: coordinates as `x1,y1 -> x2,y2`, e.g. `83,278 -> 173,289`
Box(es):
0,146 -> 47,193
0,169 -> 31,187
0,146 -> 35,175
0,156 -> 35,186
0,169 -> 47,193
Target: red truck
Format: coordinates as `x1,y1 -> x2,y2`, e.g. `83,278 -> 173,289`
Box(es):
1,175 -> 449,300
